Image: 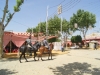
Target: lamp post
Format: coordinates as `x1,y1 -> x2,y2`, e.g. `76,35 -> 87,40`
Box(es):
46,6 -> 49,39
57,5 -> 62,43
88,25 -> 92,42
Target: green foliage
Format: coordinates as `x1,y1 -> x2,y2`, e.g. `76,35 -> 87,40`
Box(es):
6,12 -> 12,22
56,38 -> 61,42
14,6 -> 20,12
71,36 -> 75,43
48,15 -> 61,35
48,38 -> 57,43
71,35 -> 82,43
14,0 -> 24,12
26,22 -> 46,35
26,28 -> 32,33
37,22 -> 46,34
70,9 -> 96,29
26,15 -> 71,39
70,9 -> 96,40
48,37 -> 60,42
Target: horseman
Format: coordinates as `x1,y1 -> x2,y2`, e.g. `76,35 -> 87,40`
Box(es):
26,36 -> 33,56
43,38 -> 50,50
26,35 -> 32,48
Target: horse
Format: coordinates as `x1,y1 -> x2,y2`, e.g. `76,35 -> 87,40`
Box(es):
37,42 -> 54,61
19,41 -> 40,63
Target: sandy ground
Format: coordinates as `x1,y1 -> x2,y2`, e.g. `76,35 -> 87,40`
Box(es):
0,49 -> 100,75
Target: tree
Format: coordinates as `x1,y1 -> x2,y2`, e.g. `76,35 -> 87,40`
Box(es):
48,15 -> 61,35
70,9 -> 96,42
71,36 -> 76,43
0,0 -> 24,58
62,19 -> 72,42
26,15 -> 72,40
71,35 -> 82,44
48,15 -> 72,39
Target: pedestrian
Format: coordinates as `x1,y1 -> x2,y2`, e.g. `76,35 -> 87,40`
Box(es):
94,43 -> 97,50
61,44 -> 64,52
63,43 -> 66,51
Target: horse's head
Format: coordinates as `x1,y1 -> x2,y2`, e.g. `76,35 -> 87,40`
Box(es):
32,41 -> 41,49
36,41 -> 41,49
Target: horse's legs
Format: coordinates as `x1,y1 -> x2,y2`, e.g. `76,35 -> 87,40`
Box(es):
29,48 -> 32,56
38,53 -> 43,61
38,54 -> 39,61
33,51 -> 37,61
48,52 -> 50,60
23,53 -> 28,62
51,53 -> 52,60
40,53 -> 43,61
19,53 -> 22,63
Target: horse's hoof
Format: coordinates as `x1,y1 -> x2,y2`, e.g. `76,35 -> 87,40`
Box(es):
48,59 -> 50,60
20,62 -> 22,63
26,61 -> 28,62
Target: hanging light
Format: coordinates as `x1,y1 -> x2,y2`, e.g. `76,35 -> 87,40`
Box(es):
89,25 -> 92,29
74,23 -> 78,28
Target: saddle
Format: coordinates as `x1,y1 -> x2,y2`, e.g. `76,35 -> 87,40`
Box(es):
44,46 -> 50,53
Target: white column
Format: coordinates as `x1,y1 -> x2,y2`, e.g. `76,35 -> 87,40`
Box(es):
46,6 -> 49,39
61,16 -> 62,43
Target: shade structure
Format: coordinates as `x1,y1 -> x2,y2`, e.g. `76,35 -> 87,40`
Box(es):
3,32 -> 57,48
3,35 -> 11,47
12,40 -> 25,47
11,35 -> 27,47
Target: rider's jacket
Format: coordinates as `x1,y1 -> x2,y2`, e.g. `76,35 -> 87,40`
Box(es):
43,39 -> 48,47
26,39 -> 31,44
26,39 -> 32,48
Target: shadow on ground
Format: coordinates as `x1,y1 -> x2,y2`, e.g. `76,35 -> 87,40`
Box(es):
49,62 -> 100,75
95,58 -> 100,60
0,69 -> 18,75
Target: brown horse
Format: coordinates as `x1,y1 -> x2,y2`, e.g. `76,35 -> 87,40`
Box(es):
37,43 -> 54,61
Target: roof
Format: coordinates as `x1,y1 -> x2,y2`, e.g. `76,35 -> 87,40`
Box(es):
86,33 -> 100,39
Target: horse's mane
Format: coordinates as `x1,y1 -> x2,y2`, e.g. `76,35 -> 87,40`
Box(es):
33,42 -> 39,46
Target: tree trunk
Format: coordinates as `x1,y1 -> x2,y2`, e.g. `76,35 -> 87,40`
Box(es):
0,23 -> 4,58
83,33 -> 87,48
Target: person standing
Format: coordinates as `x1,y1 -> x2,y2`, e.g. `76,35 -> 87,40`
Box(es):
61,43 -> 64,52
94,43 -> 97,50
63,42 -> 66,51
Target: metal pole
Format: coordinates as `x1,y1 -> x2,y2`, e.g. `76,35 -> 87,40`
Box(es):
46,6 -> 49,39
61,16 -> 62,43
57,5 -> 62,44
32,27 -> 33,40
39,19 -> 41,41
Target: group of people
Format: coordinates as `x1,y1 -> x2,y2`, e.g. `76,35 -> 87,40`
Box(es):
26,36 -> 50,50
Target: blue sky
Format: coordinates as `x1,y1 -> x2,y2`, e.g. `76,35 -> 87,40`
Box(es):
0,0 -> 100,36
